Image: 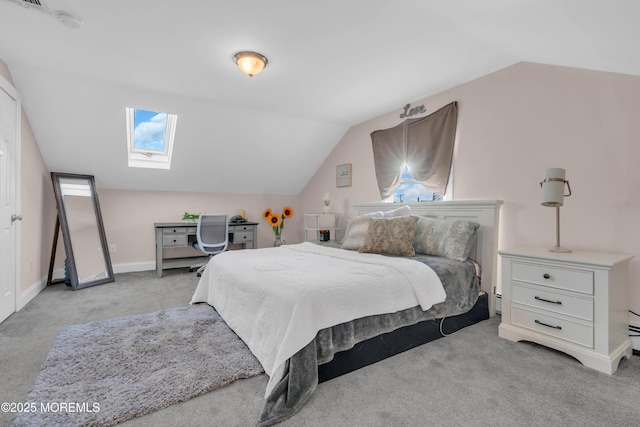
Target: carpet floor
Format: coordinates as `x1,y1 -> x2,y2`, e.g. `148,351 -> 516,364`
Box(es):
2,271 -> 639,426
11,304 -> 263,427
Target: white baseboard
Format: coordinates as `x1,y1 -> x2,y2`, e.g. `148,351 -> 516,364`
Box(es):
495,294 -> 502,314
16,262 -> 156,313
630,321 -> 640,351
17,276 -> 48,311
113,262 -> 155,274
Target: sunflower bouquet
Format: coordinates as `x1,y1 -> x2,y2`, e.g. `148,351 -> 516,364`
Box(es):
262,206 -> 294,242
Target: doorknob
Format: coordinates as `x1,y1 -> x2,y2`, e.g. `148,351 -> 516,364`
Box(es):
11,214 -> 22,222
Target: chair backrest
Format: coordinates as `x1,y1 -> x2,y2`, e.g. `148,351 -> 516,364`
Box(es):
196,214 -> 229,255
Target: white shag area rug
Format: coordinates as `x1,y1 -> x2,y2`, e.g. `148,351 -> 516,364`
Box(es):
12,304 -> 264,426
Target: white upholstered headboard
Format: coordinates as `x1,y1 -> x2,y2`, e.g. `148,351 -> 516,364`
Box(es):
353,200 -> 503,316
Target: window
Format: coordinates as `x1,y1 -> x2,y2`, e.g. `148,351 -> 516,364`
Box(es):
370,102 -> 457,201
125,108 -> 177,169
392,164 -> 442,203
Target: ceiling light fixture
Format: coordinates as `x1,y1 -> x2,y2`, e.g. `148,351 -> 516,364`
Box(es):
234,51 -> 268,78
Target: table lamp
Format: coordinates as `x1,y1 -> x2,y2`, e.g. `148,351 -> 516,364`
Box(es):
322,193 -> 331,214
540,168 -> 572,253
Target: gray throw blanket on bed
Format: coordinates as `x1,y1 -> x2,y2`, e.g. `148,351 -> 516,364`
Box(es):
258,255 -> 480,426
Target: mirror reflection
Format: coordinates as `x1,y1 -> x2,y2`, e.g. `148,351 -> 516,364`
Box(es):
50,173 -> 113,290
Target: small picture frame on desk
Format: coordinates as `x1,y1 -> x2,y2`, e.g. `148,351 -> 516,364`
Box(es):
336,163 -> 352,187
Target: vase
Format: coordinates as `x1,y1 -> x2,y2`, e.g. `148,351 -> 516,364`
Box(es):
274,236 -> 286,247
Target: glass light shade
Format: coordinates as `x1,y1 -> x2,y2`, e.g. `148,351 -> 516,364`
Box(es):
541,168 -> 566,207
234,52 -> 268,77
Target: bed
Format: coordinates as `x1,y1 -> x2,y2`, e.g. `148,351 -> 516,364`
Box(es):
191,200 -> 502,426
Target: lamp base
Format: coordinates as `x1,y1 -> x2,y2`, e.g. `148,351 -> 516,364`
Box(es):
549,246 -> 572,253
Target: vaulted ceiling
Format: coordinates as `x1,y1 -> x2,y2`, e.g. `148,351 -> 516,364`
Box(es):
0,0 -> 638,194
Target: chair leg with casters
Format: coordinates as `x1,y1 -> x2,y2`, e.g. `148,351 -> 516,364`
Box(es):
196,264 -> 207,277
189,255 -> 211,277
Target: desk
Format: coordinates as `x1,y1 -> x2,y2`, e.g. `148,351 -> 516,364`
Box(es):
154,221 -> 258,278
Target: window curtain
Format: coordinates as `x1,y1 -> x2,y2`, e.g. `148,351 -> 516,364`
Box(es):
370,101 -> 458,200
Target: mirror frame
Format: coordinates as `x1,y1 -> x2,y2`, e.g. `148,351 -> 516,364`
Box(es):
50,172 -> 114,290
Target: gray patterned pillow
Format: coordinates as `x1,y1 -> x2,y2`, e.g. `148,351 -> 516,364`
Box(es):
412,217 -> 480,261
359,216 -> 418,257
340,211 -> 383,250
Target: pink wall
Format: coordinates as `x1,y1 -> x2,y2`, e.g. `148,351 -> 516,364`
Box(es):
300,62 -> 640,316
8,57 -> 640,322
0,59 -> 57,296
98,189 -> 301,266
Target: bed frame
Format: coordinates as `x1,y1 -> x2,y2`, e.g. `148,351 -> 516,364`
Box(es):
318,200 -> 503,383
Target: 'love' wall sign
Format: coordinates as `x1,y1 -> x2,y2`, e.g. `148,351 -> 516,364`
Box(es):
399,103 -> 426,118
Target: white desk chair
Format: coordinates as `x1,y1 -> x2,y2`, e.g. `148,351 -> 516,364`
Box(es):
191,214 -> 229,277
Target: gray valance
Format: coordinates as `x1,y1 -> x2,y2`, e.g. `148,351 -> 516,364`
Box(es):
371,102 -> 458,200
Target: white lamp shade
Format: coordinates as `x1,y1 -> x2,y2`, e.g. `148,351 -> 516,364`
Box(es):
541,168 -> 566,207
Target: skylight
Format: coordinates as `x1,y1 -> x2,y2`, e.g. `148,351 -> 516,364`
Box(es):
126,107 -> 177,169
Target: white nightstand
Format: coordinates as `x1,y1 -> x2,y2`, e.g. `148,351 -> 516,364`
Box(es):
498,246 -> 634,374
304,213 -> 341,245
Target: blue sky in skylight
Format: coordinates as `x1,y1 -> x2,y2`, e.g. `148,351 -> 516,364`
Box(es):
133,109 -> 168,151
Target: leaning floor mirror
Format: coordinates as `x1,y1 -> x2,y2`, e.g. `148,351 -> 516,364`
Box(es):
49,172 -> 114,290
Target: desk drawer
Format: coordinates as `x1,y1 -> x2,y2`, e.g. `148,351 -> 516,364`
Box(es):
229,224 -> 253,233
511,306 -> 593,348
163,227 -> 193,236
231,231 -> 253,243
511,283 -> 593,321
163,234 -> 188,247
511,261 -> 593,295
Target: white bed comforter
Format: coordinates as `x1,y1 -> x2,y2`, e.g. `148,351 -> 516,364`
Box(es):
190,242 -> 446,397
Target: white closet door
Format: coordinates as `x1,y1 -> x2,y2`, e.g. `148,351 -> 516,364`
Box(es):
0,78 -> 20,324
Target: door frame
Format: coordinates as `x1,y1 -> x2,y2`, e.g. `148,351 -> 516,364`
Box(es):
0,72 -> 21,323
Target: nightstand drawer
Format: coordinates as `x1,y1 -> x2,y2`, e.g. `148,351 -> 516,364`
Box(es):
162,234 -> 188,247
511,283 -> 593,321
511,306 -> 593,348
231,231 -> 253,243
511,262 -> 593,295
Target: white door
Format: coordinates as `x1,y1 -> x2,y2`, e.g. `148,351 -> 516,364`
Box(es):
0,76 -> 20,324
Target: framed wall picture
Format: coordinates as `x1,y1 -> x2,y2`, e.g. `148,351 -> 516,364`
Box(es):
336,163 -> 352,187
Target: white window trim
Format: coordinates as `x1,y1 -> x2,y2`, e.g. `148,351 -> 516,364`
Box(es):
125,108 -> 177,169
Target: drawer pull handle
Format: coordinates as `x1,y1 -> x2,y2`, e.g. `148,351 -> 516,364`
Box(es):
535,296 -> 562,305
543,273 -> 550,279
535,319 -> 562,330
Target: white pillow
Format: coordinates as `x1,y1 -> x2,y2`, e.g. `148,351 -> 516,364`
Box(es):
340,211 -> 383,250
382,205 -> 411,217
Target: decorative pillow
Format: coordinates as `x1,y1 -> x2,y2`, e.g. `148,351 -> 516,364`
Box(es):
359,216 -> 419,257
382,205 -> 411,217
412,217 -> 480,261
340,211 -> 383,250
